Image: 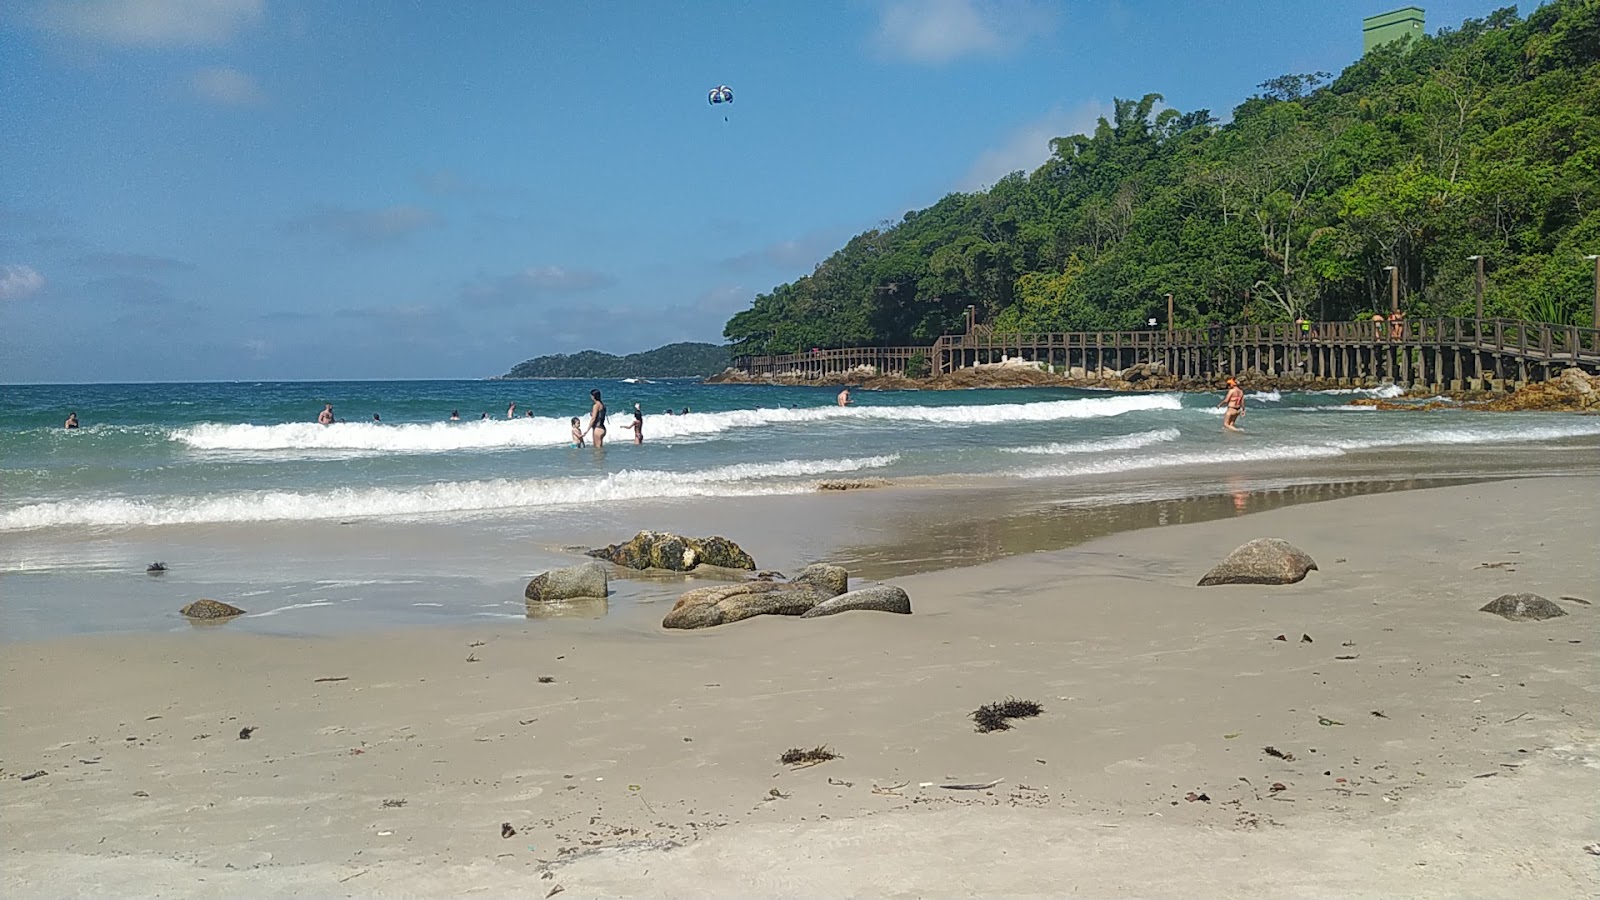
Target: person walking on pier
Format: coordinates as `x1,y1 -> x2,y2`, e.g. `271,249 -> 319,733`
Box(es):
1219,378 -> 1245,432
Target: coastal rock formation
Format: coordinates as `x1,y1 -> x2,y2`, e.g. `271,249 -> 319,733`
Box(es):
662,582 -> 831,629
179,599 -> 246,620
1473,367 -> 1600,412
1197,538 -> 1319,586
1479,593 -> 1567,621
587,531 -> 756,571
790,563 -> 849,597
800,585 -> 912,618
525,562 -> 609,604
817,478 -> 889,491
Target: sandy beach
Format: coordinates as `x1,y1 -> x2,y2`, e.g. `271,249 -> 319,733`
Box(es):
3,477 -> 1597,898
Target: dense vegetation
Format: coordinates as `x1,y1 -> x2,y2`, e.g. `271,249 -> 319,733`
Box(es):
724,1 -> 1600,356
502,342 -> 730,378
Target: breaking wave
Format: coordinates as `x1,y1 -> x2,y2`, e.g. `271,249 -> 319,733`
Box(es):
1003,428 -> 1182,455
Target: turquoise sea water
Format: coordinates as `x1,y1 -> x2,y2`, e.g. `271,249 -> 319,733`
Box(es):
4,378 -> 1600,530
4,378 -> 1599,640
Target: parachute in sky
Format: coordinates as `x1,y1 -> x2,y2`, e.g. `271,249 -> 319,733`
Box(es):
707,85 -> 733,105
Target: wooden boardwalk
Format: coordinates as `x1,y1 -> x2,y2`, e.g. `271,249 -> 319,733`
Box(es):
734,318 -> 1600,391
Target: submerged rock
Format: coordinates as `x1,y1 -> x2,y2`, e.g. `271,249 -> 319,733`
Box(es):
525,562 -> 608,605
790,563 -> 849,597
180,599 -> 246,620
662,582 -> 829,629
1479,593 -> 1567,622
800,585 -> 912,618
1198,538 -> 1318,586
588,531 -> 755,572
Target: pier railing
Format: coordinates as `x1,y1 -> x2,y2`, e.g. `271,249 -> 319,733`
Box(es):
732,317 -> 1600,391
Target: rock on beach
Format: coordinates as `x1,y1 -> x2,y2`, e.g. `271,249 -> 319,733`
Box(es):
1197,538 -> 1319,586
662,582 -> 832,630
1479,593 -> 1567,621
789,564 -> 849,597
799,585 -> 912,618
525,562 -> 609,604
587,531 -> 756,572
179,599 -> 246,620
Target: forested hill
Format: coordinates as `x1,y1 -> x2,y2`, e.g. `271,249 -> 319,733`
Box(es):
501,342 -> 731,378
723,1 -> 1600,356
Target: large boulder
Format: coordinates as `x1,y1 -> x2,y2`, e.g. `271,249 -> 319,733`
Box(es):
588,531 -> 755,572
662,582 -> 830,630
790,564 -> 848,597
1479,593 -> 1567,622
180,599 -> 246,620
1197,538 -> 1318,586
525,562 -> 608,605
800,585 -> 912,619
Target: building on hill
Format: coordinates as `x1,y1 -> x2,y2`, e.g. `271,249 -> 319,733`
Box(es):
1363,7 -> 1425,53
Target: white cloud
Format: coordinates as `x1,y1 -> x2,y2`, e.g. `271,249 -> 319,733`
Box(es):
874,0 -> 1055,64
33,0 -> 265,47
190,65 -> 265,106
958,101 -> 1113,191
462,266 -> 619,308
0,264 -> 46,300
721,231 -> 844,273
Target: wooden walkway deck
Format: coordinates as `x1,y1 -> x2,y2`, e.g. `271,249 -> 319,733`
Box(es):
734,318 -> 1600,391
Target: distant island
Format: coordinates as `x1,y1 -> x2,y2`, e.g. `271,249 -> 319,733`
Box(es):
500,342 -> 731,379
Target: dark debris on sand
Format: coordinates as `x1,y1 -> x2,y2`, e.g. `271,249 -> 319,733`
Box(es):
779,746 -> 839,766
972,698 -> 1045,733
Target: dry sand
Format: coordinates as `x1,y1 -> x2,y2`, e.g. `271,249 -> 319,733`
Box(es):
3,477 -> 1597,898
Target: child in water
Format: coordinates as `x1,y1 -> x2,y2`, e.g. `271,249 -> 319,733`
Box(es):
570,417 -> 585,447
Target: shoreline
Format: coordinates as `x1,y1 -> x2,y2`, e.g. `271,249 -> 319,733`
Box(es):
3,477 -> 1596,897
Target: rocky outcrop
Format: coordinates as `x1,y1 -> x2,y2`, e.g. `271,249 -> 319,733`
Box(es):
180,599 -> 246,620
662,582 -> 832,629
1472,367 -> 1600,412
790,564 -> 849,597
800,585 -> 912,618
817,478 -> 889,491
587,531 -> 756,572
1479,593 -> 1568,621
525,562 -> 608,605
1197,538 -> 1319,586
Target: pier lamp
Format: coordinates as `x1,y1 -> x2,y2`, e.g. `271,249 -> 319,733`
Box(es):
1587,255 -> 1600,327
1467,255 -> 1485,321
1382,265 -> 1399,313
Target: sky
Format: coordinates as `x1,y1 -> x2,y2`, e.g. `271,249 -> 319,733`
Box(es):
0,0 -> 1519,383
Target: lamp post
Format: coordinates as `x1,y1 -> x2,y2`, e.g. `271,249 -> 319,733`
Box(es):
1587,255 -> 1600,327
1382,265 -> 1399,314
1467,255 -> 1485,321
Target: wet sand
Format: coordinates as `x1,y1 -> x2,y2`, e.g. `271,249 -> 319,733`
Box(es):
2,477 -> 1597,897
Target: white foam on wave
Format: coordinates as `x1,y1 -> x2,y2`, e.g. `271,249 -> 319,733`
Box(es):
0,455 -> 899,531
1018,444 -> 1346,479
1003,428 -> 1181,455
1247,389 -> 1283,402
1312,384 -> 1406,399
168,395 -> 1181,454
1328,421 -> 1600,451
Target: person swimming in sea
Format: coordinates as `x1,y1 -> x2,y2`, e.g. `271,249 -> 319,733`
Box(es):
318,404 -> 335,425
1218,378 -> 1245,431
450,409 -> 460,421
626,403 -> 643,445
586,389 -> 608,449
64,411 -> 79,430
837,388 -> 852,407
372,413 -> 381,422
570,417 -> 585,447
507,402 -> 517,419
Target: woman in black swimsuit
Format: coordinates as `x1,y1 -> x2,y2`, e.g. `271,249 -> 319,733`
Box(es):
587,389 -> 608,449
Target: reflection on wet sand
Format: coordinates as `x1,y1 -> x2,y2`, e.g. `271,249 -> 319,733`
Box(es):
835,475 -> 1495,581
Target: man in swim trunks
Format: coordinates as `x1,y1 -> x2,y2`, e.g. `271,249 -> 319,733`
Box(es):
318,404 -> 335,425
837,387 -> 852,407
1219,378 -> 1245,431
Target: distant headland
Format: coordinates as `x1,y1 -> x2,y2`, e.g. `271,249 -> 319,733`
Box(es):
499,342 -> 731,379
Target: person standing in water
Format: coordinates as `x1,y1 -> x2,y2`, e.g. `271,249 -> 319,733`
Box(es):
626,403 -> 643,444
837,387 -> 852,407
64,411 -> 79,429
586,389 -> 608,448
1218,378 -> 1245,431
507,402 -> 517,419
318,404 -> 335,425
449,410 -> 460,421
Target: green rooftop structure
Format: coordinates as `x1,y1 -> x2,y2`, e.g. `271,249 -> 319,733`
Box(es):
1364,7 -> 1425,53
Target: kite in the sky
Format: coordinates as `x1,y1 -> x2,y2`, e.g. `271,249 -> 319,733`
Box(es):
707,85 -> 734,105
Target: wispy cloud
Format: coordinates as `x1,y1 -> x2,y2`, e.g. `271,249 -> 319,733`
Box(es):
873,0 -> 1056,64
721,231 -> 842,273
32,0 -> 265,47
282,205 -> 442,248
462,265 -> 618,308
0,264 -> 46,300
73,250 -> 194,273
958,101 -> 1112,191
189,65 -> 265,106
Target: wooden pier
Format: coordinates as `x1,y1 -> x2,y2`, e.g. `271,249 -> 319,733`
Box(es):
734,318 -> 1600,391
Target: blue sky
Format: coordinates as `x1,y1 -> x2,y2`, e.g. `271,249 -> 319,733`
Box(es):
1,0 -> 1515,382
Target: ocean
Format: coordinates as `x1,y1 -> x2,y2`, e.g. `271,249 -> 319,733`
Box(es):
4,378 -> 1599,639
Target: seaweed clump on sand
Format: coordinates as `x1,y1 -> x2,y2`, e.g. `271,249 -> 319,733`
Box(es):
779,746 -> 839,766
972,698 -> 1044,733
